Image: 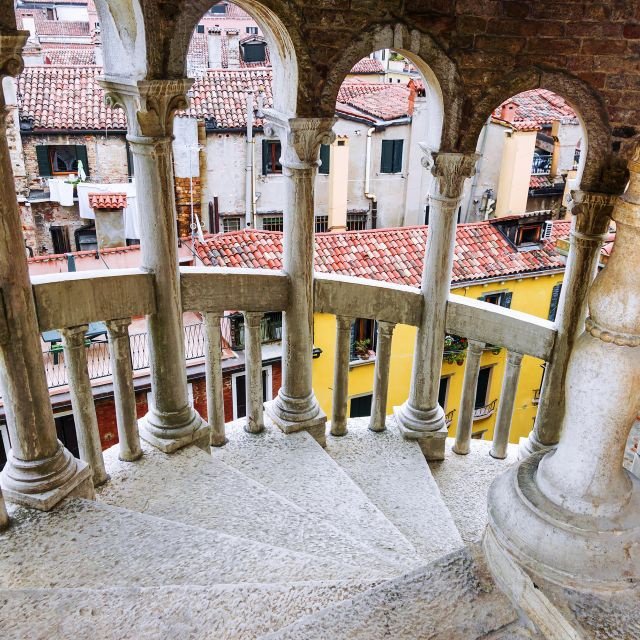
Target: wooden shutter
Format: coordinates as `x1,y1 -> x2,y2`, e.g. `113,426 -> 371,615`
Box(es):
262,139 -> 269,175
392,139 -> 404,173
502,292 -> 513,308
75,145 -> 90,176
548,283 -> 562,321
380,140 -> 393,173
319,144 -> 330,174
36,146 -> 51,177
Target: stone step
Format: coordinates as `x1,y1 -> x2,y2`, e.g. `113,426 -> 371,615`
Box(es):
0,580 -> 379,640
428,438 -> 519,545
214,419 -> 420,570
98,440 -> 399,573
325,418 -> 464,563
262,545 -> 520,640
0,499 -> 389,590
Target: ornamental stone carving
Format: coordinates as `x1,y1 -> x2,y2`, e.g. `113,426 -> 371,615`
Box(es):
419,147 -> 479,200
0,31 -> 27,79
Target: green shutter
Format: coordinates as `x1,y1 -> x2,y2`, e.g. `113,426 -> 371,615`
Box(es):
380,140 -> 393,173
262,139 -> 269,175
392,139 -> 404,173
502,292 -> 513,309
319,144 -> 330,174
36,146 -> 51,177
75,145 -> 90,177
548,283 -> 562,321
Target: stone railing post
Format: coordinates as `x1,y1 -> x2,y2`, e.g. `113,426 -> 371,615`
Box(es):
0,31 -> 93,509
263,112 -> 336,445
205,313 -> 226,446
243,311 -> 264,434
486,148 -> 640,590
106,318 -> 142,462
520,191 -> 615,458
395,150 -> 478,460
61,325 -> 109,486
100,78 -> 208,453
490,351 -> 523,459
369,321 -> 396,433
453,339 -> 484,455
330,315 -> 352,437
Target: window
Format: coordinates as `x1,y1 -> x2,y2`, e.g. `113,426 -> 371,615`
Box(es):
74,224 -> 97,251
480,291 -> 512,308
350,318 -> 377,360
318,144 -> 330,175
210,3 -> 227,14
475,367 -> 492,409
54,413 -> 79,458
516,224 -> 542,245
222,217 -> 242,232
531,151 -> 552,175
315,215 -> 329,233
50,226 -> 70,254
262,215 -> 284,232
196,24 -> 205,33
262,140 -> 282,175
232,367 -> 272,420
380,139 -> 403,174
438,377 -> 449,410
246,26 -> 258,34
46,7 -> 56,20
350,394 -> 373,418
242,41 -> 267,63
347,212 -> 367,231
548,283 -> 562,321
35,145 -> 89,178
0,422 -> 10,471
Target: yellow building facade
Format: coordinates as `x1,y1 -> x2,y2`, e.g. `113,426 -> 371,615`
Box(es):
312,270 -> 564,444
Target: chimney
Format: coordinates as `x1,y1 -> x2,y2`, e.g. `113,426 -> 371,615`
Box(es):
500,102 -> 517,123
328,137 -> 349,232
92,24 -> 103,67
208,28 -> 222,68
407,79 -> 417,116
226,29 -> 240,69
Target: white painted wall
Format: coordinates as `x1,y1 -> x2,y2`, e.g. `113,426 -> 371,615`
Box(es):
172,117 -> 200,179
56,6 -> 89,21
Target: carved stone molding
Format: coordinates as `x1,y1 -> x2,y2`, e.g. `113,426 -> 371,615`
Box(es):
100,77 -> 192,139
571,190 -> 617,237
0,31 -> 28,80
421,149 -> 479,199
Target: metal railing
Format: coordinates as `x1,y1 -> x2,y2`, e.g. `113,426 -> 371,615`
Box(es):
445,409 -> 456,427
531,153 -> 552,175
473,398 -> 497,421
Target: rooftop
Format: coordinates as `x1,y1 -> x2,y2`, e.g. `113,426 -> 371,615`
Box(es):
87,192 -> 127,210
349,58 -> 385,74
493,89 -> 579,131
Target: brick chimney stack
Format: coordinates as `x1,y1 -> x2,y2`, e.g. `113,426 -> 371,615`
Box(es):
500,102 -> 518,123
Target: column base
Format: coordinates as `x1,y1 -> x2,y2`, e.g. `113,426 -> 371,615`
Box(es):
139,407 -> 210,454
486,450 -> 640,592
1,443 -> 95,511
264,395 -> 327,447
517,431 -> 557,460
394,403 -> 447,460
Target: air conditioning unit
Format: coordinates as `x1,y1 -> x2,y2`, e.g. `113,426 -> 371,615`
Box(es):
541,220 -> 553,240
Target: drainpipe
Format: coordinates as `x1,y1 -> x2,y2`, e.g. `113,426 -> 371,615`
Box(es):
364,127 -> 377,227
245,91 -> 255,228
464,117 -> 490,222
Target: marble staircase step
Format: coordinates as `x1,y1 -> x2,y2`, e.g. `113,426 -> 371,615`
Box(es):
98,440 -> 399,574
0,580 -> 379,640
262,545 -> 520,640
325,418 -> 464,563
0,499 -> 388,590
214,419 -> 421,571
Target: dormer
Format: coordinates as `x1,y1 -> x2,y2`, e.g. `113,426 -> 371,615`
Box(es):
240,35 -> 267,64
490,211 -> 554,251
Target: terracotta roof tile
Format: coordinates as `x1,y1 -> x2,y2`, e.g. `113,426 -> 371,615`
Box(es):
43,47 -> 96,66
195,220 -> 571,286
88,192 -> 127,209
350,58 -> 385,74
493,89 -> 578,131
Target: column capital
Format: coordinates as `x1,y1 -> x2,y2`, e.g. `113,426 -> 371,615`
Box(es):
100,77 -> 193,139
420,148 -> 479,199
377,320 -> 396,335
505,350 -> 524,366
61,324 -> 89,348
0,31 -> 28,80
571,190 -> 617,239
336,315 -> 353,331
106,317 -> 132,339
263,110 -> 336,170
467,339 -> 485,355
243,311 -> 263,327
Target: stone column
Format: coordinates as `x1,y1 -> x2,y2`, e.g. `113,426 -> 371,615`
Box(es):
490,351 -> 523,460
395,150 -> 478,460
486,149 -> 640,590
61,326 -> 109,486
0,31 -> 93,510
520,191 -> 615,458
243,312 -> 264,434
453,339 -> 484,455
101,78 -> 208,453
263,113 -> 336,444
0,487 -> 8,530
330,315 -> 352,437
205,313 -> 226,446
106,318 -> 142,462
369,321 -> 395,433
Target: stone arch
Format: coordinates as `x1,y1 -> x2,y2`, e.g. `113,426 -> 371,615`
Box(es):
460,68 -> 613,193
320,23 -> 463,153
94,0 -> 148,81
164,0 -> 299,116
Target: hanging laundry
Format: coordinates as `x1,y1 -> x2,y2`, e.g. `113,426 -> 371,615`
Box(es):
58,180 -> 74,207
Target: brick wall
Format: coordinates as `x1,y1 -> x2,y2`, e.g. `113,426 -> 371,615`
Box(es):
29,200 -> 86,254
175,176 -> 201,237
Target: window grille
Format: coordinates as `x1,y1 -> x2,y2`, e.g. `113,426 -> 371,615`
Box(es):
315,216 -> 329,233
262,216 -> 284,232
347,213 -> 368,231
222,217 -> 241,233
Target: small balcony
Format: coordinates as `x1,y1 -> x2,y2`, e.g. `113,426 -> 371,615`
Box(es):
531,152 -> 552,176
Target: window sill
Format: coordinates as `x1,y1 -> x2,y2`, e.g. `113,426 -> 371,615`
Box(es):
349,355 -> 376,368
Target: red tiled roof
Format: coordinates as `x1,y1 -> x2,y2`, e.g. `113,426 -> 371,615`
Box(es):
88,193 -> 127,209
17,66 -> 126,130
529,175 -> 566,190
195,220 -> 571,286
341,83 -> 412,121
493,89 -> 579,131
350,58 -> 385,74
34,19 -> 90,37
43,47 -> 96,65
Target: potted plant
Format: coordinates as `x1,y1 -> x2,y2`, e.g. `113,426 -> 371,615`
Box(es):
354,339 -> 371,360
444,335 -> 468,365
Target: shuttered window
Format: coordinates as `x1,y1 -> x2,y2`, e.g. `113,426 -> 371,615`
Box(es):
262,140 -> 282,175
380,139 -> 403,173
548,283 -> 562,321
35,145 -> 90,177
318,144 -> 330,175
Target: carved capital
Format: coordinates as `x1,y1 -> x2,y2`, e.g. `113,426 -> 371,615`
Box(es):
100,77 -> 192,139
0,31 -> 28,80
106,317 -> 132,340
571,190 -> 617,237
61,325 -> 89,349
263,110 -> 336,170
428,151 -> 479,200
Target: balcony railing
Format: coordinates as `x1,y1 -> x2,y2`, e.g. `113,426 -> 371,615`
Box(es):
531,153 -> 552,175
473,399 -> 497,421
532,388 -> 541,405
445,409 -> 455,427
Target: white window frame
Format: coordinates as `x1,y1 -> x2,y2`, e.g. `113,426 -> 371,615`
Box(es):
231,365 -> 273,421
